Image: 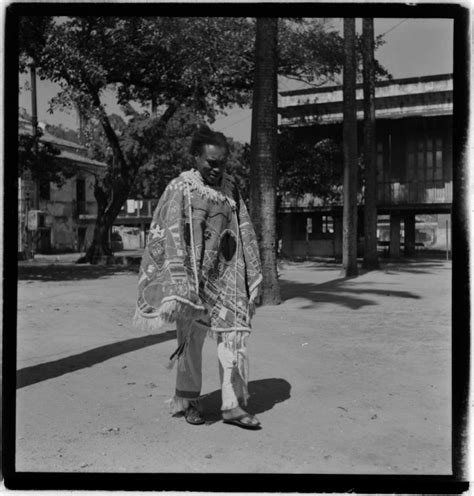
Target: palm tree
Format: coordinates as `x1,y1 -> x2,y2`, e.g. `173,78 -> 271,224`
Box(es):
249,18 -> 281,305
342,18 -> 359,277
362,18 -> 380,269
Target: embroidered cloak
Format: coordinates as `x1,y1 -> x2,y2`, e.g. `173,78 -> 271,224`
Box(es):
133,169 -> 262,335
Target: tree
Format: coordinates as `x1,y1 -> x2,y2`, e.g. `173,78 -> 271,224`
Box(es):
19,16 -> 389,266
20,17 -> 257,263
130,107 -> 251,200
278,132 -> 344,203
278,18 -> 390,88
362,18 -> 379,270
342,18 -> 359,277
249,18 -> 281,305
18,129 -> 73,187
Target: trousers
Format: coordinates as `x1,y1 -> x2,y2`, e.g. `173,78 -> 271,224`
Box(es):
169,319 -> 250,413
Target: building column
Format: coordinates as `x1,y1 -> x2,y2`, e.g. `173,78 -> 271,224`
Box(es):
404,212 -> 416,257
389,211 -> 401,258
140,223 -> 146,249
334,214 -> 343,260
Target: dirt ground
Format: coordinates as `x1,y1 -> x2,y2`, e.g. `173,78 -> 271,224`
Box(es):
13,256 -> 452,475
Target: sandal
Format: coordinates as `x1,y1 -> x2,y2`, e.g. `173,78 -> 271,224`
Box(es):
223,413 -> 261,430
185,406 -> 205,425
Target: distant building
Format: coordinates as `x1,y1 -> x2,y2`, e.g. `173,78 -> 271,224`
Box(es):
18,111 -> 107,255
278,73 -> 453,258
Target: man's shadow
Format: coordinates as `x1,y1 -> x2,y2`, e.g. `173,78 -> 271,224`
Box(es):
199,378 -> 291,423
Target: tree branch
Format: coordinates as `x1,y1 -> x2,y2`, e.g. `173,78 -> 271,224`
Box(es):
84,78 -> 129,180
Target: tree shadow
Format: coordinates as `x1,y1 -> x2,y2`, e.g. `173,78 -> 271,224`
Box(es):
17,264 -> 139,282
200,378 -> 291,423
381,262 -> 449,275
280,276 -> 421,310
17,331 -> 176,389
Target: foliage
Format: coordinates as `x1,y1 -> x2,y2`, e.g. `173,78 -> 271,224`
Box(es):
18,16 -> 54,70
278,18 -> 390,87
31,17 -> 256,121
18,131 -> 74,187
277,131 -> 344,203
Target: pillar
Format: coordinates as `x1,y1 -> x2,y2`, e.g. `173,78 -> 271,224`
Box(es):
404,212 -> 416,257
389,211 -> 401,259
140,223 -> 146,249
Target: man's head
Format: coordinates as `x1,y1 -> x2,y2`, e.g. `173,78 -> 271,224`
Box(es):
190,126 -> 230,186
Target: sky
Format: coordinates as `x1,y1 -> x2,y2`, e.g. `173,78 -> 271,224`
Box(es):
18,17 -> 453,145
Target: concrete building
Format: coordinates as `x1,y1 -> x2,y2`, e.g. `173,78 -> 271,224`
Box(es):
278,73 -> 453,258
18,112 -> 107,255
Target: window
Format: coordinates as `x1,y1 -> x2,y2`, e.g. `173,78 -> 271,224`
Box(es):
406,135 -> 445,182
434,138 -> 443,181
76,178 -> 86,215
407,139 -> 416,181
417,139 -> 425,181
376,141 -> 384,182
39,179 -> 50,200
322,215 -> 334,234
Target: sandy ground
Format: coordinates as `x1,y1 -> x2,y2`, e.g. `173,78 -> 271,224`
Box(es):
13,256 -> 451,475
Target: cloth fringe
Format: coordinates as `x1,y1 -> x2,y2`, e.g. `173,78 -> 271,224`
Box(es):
166,396 -> 190,414
133,298 -> 205,332
181,169 -> 237,210
166,395 -> 202,414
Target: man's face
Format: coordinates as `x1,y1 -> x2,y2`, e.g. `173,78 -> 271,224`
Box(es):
195,144 -> 228,186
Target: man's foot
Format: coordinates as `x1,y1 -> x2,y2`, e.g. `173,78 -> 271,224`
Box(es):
184,406 -> 205,425
222,406 -> 261,430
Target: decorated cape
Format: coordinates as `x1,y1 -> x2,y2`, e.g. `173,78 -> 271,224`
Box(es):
133,169 -> 262,335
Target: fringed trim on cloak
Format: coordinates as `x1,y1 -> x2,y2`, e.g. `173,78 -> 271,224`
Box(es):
166,396 -> 190,414
180,169 -> 237,210
165,395 -> 203,414
133,297 -> 206,332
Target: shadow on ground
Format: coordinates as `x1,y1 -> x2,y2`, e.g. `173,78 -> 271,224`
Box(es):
279,276 -> 422,310
381,262 -> 449,275
201,378 -> 291,423
17,331 -> 176,389
17,264 -> 139,282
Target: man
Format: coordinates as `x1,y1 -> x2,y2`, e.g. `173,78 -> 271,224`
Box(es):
134,125 -> 263,429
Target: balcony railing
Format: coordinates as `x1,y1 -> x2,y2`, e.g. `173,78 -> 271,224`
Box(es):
116,199 -> 158,219
119,181 -> 452,219
377,181 -> 452,205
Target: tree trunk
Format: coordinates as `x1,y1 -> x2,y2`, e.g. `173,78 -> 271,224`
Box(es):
78,178 -> 131,264
342,18 -> 359,277
249,18 -> 281,305
82,214 -> 114,264
76,92 -> 178,265
362,18 -> 380,270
